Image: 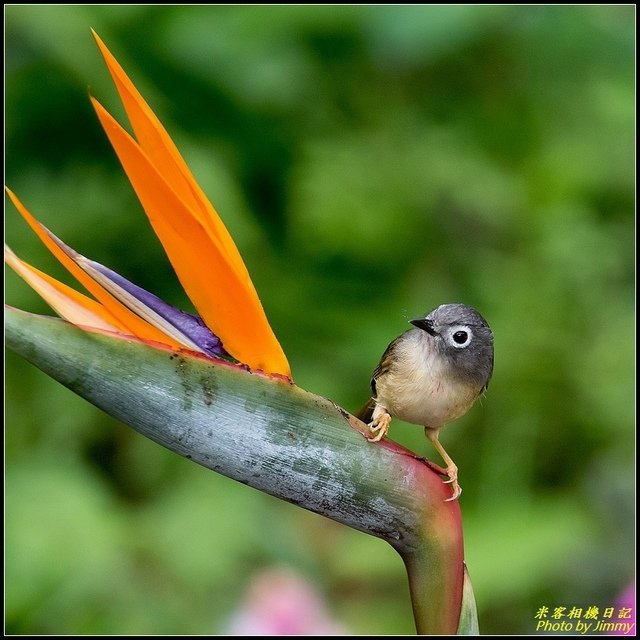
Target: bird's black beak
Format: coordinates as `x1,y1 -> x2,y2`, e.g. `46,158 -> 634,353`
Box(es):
410,317 -> 437,336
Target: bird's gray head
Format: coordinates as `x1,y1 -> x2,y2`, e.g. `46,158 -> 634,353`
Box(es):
410,303 -> 494,390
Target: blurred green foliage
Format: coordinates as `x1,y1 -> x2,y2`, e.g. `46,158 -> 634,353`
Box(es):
5,5 -> 634,635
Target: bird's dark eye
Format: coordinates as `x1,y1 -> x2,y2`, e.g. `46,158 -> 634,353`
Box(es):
453,331 -> 468,344
448,325 -> 473,348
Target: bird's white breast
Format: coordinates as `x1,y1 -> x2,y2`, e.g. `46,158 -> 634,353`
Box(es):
375,330 -> 480,428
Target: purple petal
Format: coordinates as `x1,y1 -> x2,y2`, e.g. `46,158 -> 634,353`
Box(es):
87,260 -> 226,357
39,223 -> 226,358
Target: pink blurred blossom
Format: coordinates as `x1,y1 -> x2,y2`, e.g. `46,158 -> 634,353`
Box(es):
609,582 -> 635,636
227,567 -> 347,636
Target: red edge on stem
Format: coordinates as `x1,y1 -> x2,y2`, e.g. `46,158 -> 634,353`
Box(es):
339,404 -> 465,633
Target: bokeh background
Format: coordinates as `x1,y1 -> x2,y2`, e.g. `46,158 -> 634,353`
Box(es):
5,5 -> 635,635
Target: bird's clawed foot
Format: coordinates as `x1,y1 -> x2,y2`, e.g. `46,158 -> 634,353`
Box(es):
424,428 -> 462,502
366,412 -> 391,442
442,464 -> 462,501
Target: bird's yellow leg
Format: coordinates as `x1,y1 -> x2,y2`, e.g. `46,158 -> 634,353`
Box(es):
366,410 -> 392,442
425,427 -> 461,501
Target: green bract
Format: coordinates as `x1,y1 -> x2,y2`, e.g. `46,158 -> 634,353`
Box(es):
5,306 -> 478,634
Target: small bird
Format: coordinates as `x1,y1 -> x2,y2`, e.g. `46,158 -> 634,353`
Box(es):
357,303 -> 494,500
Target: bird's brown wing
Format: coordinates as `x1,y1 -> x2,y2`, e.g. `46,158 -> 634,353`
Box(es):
371,334 -> 401,393
355,335 -> 402,423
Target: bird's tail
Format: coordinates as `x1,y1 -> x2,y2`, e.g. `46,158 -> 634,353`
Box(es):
355,398 -> 375,424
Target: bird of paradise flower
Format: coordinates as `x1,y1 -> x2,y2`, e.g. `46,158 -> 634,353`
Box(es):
5,32 -> 477,635
5,31 -> 291,380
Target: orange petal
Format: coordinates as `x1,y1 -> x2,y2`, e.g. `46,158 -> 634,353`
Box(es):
92,33 -> 290,378
91,97 -> 290,377
5,188 -> 182,348
92,30 -> 248,279
5,244 -> 120,332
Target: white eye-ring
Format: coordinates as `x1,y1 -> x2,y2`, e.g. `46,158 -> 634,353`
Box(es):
447,325 -> 473,348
